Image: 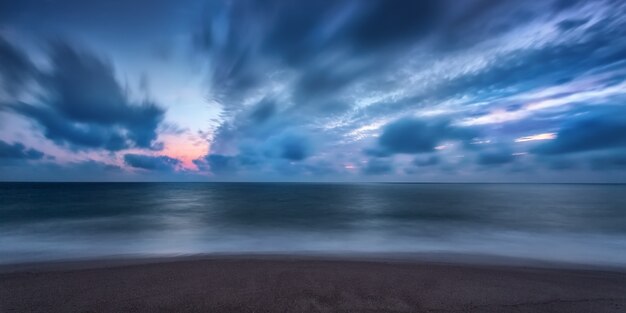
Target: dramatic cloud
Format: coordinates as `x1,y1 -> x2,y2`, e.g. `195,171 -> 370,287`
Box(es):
124,154 -> 181,171
194,0 -> 626,180
2,0 -> 626,181
0,140 -> 44,162
477,150 -> 516,166
0,37 -> 36,96
362,159 -> 393,175
413,156 -> 440,167
532,106 -> 626,155
267,133 -> 312,161
199,154 -> 239,175
198,0 -> 442,104
5,42 -> 165,151
195,132 -> 312,176
371,118 -> 475,156
589,152 -> 626,170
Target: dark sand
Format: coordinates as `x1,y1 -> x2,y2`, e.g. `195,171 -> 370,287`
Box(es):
1,255 -> 626,313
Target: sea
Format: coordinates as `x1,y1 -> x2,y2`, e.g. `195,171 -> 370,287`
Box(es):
1,183 -> 625,266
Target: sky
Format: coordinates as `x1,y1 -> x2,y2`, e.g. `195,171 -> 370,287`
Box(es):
1,0 -> 626,182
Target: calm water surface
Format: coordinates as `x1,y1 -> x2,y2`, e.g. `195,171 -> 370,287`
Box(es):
1,183 -> 625,265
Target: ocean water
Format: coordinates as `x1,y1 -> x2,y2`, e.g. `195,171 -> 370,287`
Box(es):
1,183 -> 625,265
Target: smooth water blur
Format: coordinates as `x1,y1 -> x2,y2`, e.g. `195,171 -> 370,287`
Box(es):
1,183 -> 625,265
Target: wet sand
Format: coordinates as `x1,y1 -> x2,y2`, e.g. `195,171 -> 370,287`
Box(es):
1,255 -> 626,313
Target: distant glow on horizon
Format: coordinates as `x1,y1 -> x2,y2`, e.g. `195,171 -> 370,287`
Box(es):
160,134 -> 209,169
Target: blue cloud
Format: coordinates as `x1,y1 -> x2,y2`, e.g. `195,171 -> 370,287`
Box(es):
0,36 -> 36,96
124,154 -> 181,171
413,155 -> 440,167
362,159 -> 393,175
203,154 -> 239,174
589,152 -> 626,170
375,117 -> 475,155
438,13 -> 626,101
188,0 -> 626,181
272,133 -> 311,161
195,132 -> 313,177
543,157 -> 580,171
557,18 -> 588,31
4,40 -> 165,152
248,98 -> 277,124
198,0 -> 442,97
0,140 -> 44,162
3,0 -> 626,182
477,150 -> 515,166
532,106 -> 626,155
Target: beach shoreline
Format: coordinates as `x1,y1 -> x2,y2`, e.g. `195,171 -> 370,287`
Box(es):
2,253 -> 626,312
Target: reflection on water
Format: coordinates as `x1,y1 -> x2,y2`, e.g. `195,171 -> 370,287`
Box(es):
1,183 -> 625,265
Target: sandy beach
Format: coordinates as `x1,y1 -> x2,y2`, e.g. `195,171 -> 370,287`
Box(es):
1,255 -> 625,313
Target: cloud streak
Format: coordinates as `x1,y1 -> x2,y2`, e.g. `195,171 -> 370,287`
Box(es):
1,0 -> 626,181
0,140 -> 45,163
5,42 -> 166,152
124,154 -> 181,171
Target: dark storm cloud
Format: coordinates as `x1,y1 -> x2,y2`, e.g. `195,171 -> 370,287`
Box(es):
3,40 -> 166,151
0,140 -> 44,161
197,0 -> 556,118
193,0 -> 626,180
197,0 -> 543,78
12,103 -> 127,151
434,0 -> 534,51
0,0 -> 202,43
442,12 -> 626,98
197,81 -> 319,176
358,3 -> 626,122
362,159 -> 393,175
532,106 -> 626,155
269,133 -> 312,161
542,157 -> 580,171
195,131 -> 312,176
124,154 -> 181,171
477,150 -> 515,166
201,154 -> 239,174
348,0 -> 440,49
248,98 -> 277,124
207,97 -> 299,156
196,0 -> 539,151
198,0 -> 443,104
199,0 -> 589,109
589,152 -> 626,170
0,37 -> 37,96
71,160 -> 123,173
373,117 -> 475,155
413,156 -> 440,167
3,0 -> 626,181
